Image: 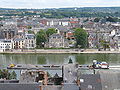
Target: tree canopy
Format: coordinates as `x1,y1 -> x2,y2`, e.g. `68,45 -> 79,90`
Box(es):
94,18 -> 101,22
0,69 -> 17,80
46,28 -> 57,37
28,30 -> 34,34
36,30 -> 47,48
74,28 -> 88,48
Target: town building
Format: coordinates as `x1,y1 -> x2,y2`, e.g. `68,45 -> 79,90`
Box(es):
25,34 -> 36,49
0,39 -> 12,52
66,31 -> 75,40
13,38 -> 25,49
48,33 -> 68,48
0,24 -> 17,39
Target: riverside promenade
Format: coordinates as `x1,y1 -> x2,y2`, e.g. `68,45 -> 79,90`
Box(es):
1,49 -> 120,54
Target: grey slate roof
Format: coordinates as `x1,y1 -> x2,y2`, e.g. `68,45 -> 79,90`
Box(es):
25,34 -> 35,39
14,38 -> 25,41
80,74 -> 102,90
0,39 -> 11,43
62,83 -> 79,90
49,33 -> 63,38
0,83 -> 39,90
98,70 -> 120,90
63,64 -> 77,84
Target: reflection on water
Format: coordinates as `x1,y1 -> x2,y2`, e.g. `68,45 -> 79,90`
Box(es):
1,53 -> 120,79
0,53 -> 120,66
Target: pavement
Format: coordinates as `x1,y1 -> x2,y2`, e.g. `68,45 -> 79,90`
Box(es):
1,49 -> 120,54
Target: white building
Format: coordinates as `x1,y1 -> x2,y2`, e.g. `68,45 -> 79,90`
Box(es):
0,39 -> 12,52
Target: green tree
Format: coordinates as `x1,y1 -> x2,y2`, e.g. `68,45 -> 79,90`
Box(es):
106,16 -> 120,22
68,58 -> 73,64
94,18 -> 100,22
0,69 -> 10,79
10,71 -> 17,79
28,30 -> 34,34
27,26 -> 32,29
74,28 -> 88,48
46,28 -> 57,37
99,40 -> 110,51
36,30 -> 47,48
2,69 -> 9,79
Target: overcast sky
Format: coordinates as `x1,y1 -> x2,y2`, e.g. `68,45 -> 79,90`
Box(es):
0,0 -> 120,9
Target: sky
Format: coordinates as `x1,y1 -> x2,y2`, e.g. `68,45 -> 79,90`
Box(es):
0,0 -> 120,9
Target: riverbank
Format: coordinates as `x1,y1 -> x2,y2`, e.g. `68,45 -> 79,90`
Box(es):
1,49 -> 120,54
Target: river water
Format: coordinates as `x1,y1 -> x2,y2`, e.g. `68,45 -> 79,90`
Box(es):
0,53 -> 120,66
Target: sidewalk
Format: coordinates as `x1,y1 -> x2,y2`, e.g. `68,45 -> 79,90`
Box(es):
1,49 -> 120,54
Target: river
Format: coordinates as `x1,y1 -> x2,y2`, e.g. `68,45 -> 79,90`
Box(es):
0,53 -> 120,66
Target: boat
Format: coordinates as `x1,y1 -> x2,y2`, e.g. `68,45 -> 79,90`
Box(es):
92,60 -> 109,69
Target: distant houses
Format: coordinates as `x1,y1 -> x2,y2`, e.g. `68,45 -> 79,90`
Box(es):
1,15 -> 120,51
48,33 -> 69,48
12,34 -> 36,50
0,34 -> 36,52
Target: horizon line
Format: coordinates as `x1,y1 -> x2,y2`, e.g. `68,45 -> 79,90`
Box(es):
0,6 -> 120,9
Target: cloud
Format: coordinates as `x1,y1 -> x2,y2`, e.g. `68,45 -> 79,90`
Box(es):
0,0 -> 120,8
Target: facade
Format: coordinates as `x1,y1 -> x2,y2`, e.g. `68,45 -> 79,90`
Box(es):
49,33 -> 65,48
0,24 -> 17,39
2,30 -> 15,39
0,32 -> 4,39
46,19 -> 69,26
66,31 -> 75,40
25,34 -> 36,49
0,39 -> 12,52
13,38 -> 25,49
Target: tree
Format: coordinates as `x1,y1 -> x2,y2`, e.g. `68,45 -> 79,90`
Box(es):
106,16 -> 120,22
27,26 -> 32,29
68,58 -> 73,64
46,28 -> 57,37
1,69 -> 9,79
99,40 -> 110,51
94,18 -> 100,22
36,30 -> 47,48
10,71 -> 17,79
0,69 -> 16,80
28,30 -> 34,34
74,28 -> 88,48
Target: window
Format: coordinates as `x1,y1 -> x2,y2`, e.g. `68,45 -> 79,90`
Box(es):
32,44 -> 34,47
118,36 -> 120,39
53,36 -> 56,38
